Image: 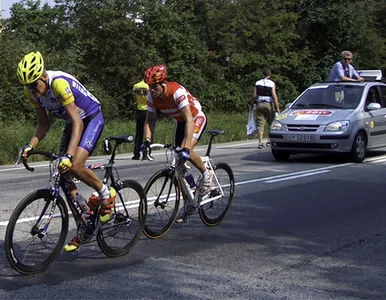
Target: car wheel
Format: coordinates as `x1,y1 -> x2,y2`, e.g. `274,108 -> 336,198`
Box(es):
349,131 -> 367,163
272,150 -> 291,161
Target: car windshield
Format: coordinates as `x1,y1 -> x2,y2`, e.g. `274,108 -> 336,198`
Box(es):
291,85 -> 364,109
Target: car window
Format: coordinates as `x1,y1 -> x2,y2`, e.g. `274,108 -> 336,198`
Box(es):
365,87 -> 383,108
379,86 -> 386,107
292,85 -> 363,109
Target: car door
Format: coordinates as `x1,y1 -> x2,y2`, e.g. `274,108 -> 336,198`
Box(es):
366,86 -> 386,147
376,85 -> 386,147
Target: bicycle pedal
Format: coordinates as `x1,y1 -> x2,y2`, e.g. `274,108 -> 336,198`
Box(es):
154,201 -> 166,209
210,188 -> 221,197
175,214 -> 190,224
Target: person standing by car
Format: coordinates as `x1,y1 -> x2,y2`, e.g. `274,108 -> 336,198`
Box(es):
132,78 -> 150,160
250,68 -> 280,149
328,51 -> 364,82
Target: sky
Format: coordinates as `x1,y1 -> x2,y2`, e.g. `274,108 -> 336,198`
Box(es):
1,0 -> 54,19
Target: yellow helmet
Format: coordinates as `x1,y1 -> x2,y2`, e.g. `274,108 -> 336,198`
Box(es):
17,51 -> 45,85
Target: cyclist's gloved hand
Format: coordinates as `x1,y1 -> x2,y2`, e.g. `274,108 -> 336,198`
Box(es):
20,143 -> 33,160
141,140 -> 153,161
177,148 -> 190,162
140,140 -> 150,152
58,154 -> 73,173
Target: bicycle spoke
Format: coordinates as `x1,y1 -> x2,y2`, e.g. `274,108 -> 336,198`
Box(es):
5,190 -> 68,275
97,180 -> 146,258
199,163 -> 234,226
143,170 -> 180,239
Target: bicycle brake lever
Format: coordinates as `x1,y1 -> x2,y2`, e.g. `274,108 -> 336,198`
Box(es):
104,139 -> 111,155
142,149 -> 154,162
15,150 -> 34,171
14,150 -> 22,166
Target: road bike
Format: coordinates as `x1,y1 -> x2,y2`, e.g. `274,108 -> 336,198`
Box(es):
143,129 -> 235,239
5,134 -> 147,275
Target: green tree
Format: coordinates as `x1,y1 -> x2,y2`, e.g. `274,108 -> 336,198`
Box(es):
294,0 -> 386,84
139,0 -> 211,107
52,0 -> 145,120
1,0 -> 386,124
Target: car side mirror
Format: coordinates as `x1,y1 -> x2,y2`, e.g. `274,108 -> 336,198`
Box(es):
367,102 -> 381,111
285,102 -> 293,109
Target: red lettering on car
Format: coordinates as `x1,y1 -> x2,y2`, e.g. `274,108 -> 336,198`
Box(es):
292,110 -> 332,116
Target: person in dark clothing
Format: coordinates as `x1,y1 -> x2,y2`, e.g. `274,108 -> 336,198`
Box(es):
132,79 -> 150,160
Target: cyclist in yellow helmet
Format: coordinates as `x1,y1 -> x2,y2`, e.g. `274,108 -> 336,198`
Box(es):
17,51 -> 116,252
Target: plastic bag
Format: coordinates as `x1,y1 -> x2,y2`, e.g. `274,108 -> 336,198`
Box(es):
246,108 -> 257,138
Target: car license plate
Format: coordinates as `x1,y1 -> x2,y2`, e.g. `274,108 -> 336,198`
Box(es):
288,134 -> 315,141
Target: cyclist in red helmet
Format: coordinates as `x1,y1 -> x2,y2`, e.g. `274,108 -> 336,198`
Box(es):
142,65 -> 213,220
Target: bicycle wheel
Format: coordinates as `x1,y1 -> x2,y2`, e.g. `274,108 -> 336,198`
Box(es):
199,163 -> 235,226
5,189 -> 69,275
97,180 -> 146,258
143,170 -> 180,239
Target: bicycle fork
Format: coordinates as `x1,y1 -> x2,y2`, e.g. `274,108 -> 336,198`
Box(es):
30,175 -> 73,240
31,189 -> 59,239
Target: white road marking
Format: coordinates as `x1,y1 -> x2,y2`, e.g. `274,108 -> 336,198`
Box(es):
2,144 -> 386,225
0,161 -> 351,226
264,170 -> 330,183
0,141 -> 257,172
235,162 -> 353,186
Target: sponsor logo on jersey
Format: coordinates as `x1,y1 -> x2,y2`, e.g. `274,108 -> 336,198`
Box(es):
176,95 -> 186,104
194,116 -> 205,133
84,120 -> 102,150
65,87 -> 72,95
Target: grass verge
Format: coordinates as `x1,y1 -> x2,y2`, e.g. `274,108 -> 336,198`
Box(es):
1,112 -> 258,165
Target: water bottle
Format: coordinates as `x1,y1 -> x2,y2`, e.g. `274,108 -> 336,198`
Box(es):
76,193 -> 90,214
184,172 -> 196,189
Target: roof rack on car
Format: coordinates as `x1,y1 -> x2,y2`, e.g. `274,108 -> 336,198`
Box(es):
320,81 -> 364,84
321,70 -> 385,83
357,70 -> 383,82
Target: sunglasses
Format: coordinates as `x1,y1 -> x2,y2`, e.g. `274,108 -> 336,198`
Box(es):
343,57 -> 352,61
149,83 -> 161,89
26,80 -> 39,90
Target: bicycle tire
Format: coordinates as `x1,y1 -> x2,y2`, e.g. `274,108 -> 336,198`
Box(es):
199,163 -> 235,226
5,189 -> 69,275
97,180 -> 147,258
143,170 -> 180,239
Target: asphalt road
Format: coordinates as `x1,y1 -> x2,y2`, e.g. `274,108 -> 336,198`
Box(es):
0,140 -> 385,299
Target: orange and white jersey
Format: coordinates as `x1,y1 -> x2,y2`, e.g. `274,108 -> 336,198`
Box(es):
147,82 -> 202,122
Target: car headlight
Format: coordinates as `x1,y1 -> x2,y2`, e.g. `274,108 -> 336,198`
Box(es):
271,120 -> 282,131
324,121 -> 350,132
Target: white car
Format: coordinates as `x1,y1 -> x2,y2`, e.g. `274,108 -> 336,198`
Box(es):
269,73 -> 386,162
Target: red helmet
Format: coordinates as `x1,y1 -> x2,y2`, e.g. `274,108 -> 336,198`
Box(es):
144,65 -> 168,85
